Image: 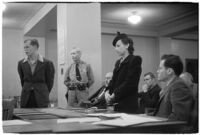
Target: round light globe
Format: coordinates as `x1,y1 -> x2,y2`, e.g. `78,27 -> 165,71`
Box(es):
128,15 -> 141,24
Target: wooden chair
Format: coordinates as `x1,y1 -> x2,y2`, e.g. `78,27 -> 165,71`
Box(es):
3,99 -> 14,120
13,96 -> 21,108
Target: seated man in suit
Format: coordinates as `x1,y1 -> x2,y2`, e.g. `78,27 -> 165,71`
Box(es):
89,72 -> 113,108
154,54 -> 194,122
138,72 -> 161,113
79,72 -> 113,109
180,72 -> 198,132
180,72 -> 198,99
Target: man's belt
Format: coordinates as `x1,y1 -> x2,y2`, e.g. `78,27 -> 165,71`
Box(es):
68,84 -> 86,91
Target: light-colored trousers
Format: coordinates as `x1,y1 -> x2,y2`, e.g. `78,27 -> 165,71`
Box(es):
67,89 -> 89,107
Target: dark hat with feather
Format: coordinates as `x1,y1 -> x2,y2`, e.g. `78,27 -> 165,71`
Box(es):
112,31 -> 128,47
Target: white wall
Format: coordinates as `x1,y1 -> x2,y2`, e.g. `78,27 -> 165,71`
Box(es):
171,39 -> 198,70
2,28 -> 23,98
159,37 -> 198,70
101,34 -> 118,79
45,32 -> 58,104
57,4 -> 68,108
158,37 -> 172,58
102,34 -> 159,92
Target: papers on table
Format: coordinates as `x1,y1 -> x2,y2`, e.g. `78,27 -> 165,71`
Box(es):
14,108 -> 39,114
12,108 -> 165,127
16,112 -> 47,116
57,117 -> 101,123
75,108 -> 108,113
39,108 -> 85,118
3,120 -> 31,126
93,114 -> 164,127
87,113 -> 125,119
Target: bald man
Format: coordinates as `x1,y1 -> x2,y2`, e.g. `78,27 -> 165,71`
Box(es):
180,72 -> 197,99
88,72 -> 113,108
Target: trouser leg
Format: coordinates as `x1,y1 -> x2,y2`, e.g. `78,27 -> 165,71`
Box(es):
67,90 -> 78,107
77,89 -> 89,106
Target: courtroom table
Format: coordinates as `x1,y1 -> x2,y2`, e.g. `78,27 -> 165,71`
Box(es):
3,122 -> 52,133
3,107 -> 189,133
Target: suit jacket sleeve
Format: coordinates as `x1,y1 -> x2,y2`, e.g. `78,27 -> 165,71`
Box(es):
18,61 -> 24,86
169,82 -> 193,121
141,86 -> 161,107
64,66 -> 71,87
114,56 -> 142,101
88,86 -> 105,100
46,61 -> 55,92
138,92 -> 145,97
86,64 -> 94,88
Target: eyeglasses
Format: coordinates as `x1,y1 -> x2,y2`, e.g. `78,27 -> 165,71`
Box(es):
144,78 -> 151,81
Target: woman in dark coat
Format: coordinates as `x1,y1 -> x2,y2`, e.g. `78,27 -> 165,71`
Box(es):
105,32 -> 142,113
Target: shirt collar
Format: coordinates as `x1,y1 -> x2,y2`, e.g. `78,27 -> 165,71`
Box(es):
120,54 -> 129,63
166,76 -> 176,86
73,60 -> 83,65
23,54 -> 44,63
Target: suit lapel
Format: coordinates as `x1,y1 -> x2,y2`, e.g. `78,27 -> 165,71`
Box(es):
154,88 -> 168,116
115,55 -> 132,72
22,61 -> 32,76
88,86 -> 105,100
33,61 -> 44,76
158,77 -> 178,102
115,61 -> 121,72
154,77 -> 178,115
159,86 -> 168,102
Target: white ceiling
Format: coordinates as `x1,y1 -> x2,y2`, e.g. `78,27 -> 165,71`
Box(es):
2,2 -> 198,38
101,3 -> 198,27
3,3 -> 45,29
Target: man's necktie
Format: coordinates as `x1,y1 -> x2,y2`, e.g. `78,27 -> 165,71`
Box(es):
76,64 -> 82,81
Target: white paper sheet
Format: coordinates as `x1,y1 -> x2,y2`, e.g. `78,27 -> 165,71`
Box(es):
39,108 -> 84,117
57,117 -> 101,123
87,113 -> 125,118
3,120 -> 31,126
93,114 -> 164,127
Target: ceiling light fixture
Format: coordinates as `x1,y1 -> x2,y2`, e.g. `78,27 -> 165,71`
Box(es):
2,2 -> 6,11
128,11 -> 141,24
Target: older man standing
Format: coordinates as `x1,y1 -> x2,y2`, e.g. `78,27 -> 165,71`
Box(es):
64,47 -> 94,107
154,54 -> 194,122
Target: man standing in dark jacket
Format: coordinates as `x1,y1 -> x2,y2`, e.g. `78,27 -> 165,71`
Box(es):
138,72 -> 161,113
105,32 -> 142,113
18,39 -> 55,108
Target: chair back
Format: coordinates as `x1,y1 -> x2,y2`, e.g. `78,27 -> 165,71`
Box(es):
188,98 -> 198,133
13,96 -> 21,108
2,99 -> 14,120
145,107 -> 156,115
